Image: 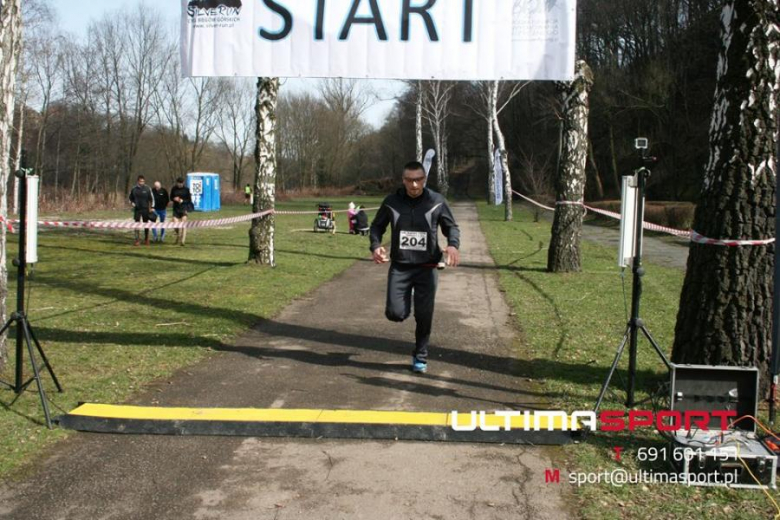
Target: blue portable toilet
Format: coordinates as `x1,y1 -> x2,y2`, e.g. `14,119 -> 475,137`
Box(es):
186,173 -> 221,212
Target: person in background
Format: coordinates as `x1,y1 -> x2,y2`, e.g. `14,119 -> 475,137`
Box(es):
245,183 -> 253,205
347,201 -> 357,234
129,175 -> 155,246
152,181 -> 170,243
170,177 -> 193,246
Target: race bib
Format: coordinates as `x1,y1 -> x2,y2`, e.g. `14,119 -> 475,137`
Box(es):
400,231 -> 428,251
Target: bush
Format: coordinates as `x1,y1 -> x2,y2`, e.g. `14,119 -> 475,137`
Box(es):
664,204 -> 695,229
587,200 -> 694,230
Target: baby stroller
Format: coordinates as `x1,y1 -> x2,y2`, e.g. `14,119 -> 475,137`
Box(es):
350,207 -> 370,236
314,202 -> 336,234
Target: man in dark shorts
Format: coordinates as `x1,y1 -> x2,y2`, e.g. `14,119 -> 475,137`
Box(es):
170,177 -> 193,246
370,161 -> 460,374
129,175 -> 155,246
151,181 -> 170,243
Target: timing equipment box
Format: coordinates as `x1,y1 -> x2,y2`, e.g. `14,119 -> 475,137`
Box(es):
670,364 -> 759,432
668,364 -> 773,489
669,432 -> 777,489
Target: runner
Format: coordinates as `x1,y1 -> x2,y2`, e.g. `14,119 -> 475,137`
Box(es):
170,177 -> 193,246
369,161 -> 460,374
129,175 -> 155,246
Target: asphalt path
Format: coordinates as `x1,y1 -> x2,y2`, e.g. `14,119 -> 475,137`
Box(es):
1,202 -> 569,520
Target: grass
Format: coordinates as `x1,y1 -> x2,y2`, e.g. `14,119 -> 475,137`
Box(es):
0,197 -> 382,480
476,202 -> 778,520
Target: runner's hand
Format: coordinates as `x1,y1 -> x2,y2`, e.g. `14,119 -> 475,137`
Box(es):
445,246 -> 460,267
373,247 -> 389,264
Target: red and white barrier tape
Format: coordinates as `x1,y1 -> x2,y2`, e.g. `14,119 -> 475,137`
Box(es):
512,191 -> 555,212
1,210 -> 274,232
274,206 -> 380,216
511,190 -> 774,246
0,205 -> 381,233
690,231 -> 775,247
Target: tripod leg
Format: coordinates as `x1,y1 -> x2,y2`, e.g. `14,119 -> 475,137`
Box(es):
595,328 -> 631,412
27,324 -> 62,392
21,320 -> 53,429
0,319 -> 17,389
0,317 -> 15,338
639,325 -> 672,369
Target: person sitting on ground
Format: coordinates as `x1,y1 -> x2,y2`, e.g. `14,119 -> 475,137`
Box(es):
170,177 -> 193,246
129,175 -> 155,246
151,181 -> 170,243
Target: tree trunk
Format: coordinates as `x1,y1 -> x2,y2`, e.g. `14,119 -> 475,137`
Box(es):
588,137 -> 605,199
608,121 -> 620,197
12,88 -> 24,215
249,77 -> 279,266
486,82 -> 498,205
548,61 -> 594,273
416,81 -> 423,162
493,121 -> 512,222
0,0 -> 22,368
672,0 -> 779,394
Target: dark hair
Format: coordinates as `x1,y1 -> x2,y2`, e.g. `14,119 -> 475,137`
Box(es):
403,161 -> 425,174
176,177 -> 184,183
137,175 -> 145,181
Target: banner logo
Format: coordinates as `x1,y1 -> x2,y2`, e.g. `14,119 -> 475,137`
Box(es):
187,0 -> 243,26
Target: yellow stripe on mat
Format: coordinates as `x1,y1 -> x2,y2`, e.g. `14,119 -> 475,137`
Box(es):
68,404 -> 574,429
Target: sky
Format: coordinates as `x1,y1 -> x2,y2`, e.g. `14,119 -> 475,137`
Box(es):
49,0 -> 405,128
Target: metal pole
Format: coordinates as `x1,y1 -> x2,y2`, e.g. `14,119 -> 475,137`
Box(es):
14,152 -> 27,393
627,167 -> 647,408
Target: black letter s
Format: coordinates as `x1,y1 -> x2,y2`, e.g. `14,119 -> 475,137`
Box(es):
259,0 -> 292,41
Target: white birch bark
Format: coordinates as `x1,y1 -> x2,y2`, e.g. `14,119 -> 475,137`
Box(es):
0,0 -> 22,366
415,80 -> 423,162
249,77 -> 279,266
548,61 -> 594,272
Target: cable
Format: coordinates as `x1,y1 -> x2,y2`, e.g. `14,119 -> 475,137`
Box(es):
25,265 -> 34,316
729,415 -> 780,445
620,268 -> 629,323
736,443 -> 780,519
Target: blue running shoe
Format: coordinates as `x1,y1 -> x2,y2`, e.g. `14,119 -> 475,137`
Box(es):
412,358 -> 428,373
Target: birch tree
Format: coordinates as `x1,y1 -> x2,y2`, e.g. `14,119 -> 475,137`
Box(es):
672,0 -> 779,388
491,86 -> 513,221
467,81 -> 528,205
249,77 -> 279,266
422,81 -> 454,197
0,0 -> 22,368
415,80 -> 423,162
548,61 -> 594,273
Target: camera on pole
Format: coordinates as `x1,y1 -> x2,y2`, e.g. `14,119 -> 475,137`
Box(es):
0,151 -> 62,429
596,138 -> 671,411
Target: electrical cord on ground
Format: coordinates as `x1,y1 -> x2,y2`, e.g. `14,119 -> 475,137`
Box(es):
736,442 -> 780,519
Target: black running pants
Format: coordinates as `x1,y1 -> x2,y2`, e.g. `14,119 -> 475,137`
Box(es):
385,263 -> 438,362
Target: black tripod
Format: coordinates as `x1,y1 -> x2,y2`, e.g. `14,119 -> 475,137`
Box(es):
0,160 -> 62,429
595,161 -> 671,411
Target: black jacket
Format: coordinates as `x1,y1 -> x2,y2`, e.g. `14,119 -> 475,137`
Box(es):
170,185 -> 192,214
152,188 -> 170,210
129,185 -> 154,211
370,187 -> 460,265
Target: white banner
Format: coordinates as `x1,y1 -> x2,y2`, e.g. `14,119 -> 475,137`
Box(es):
181,0 -> 577,81
422,149 -> 436,176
